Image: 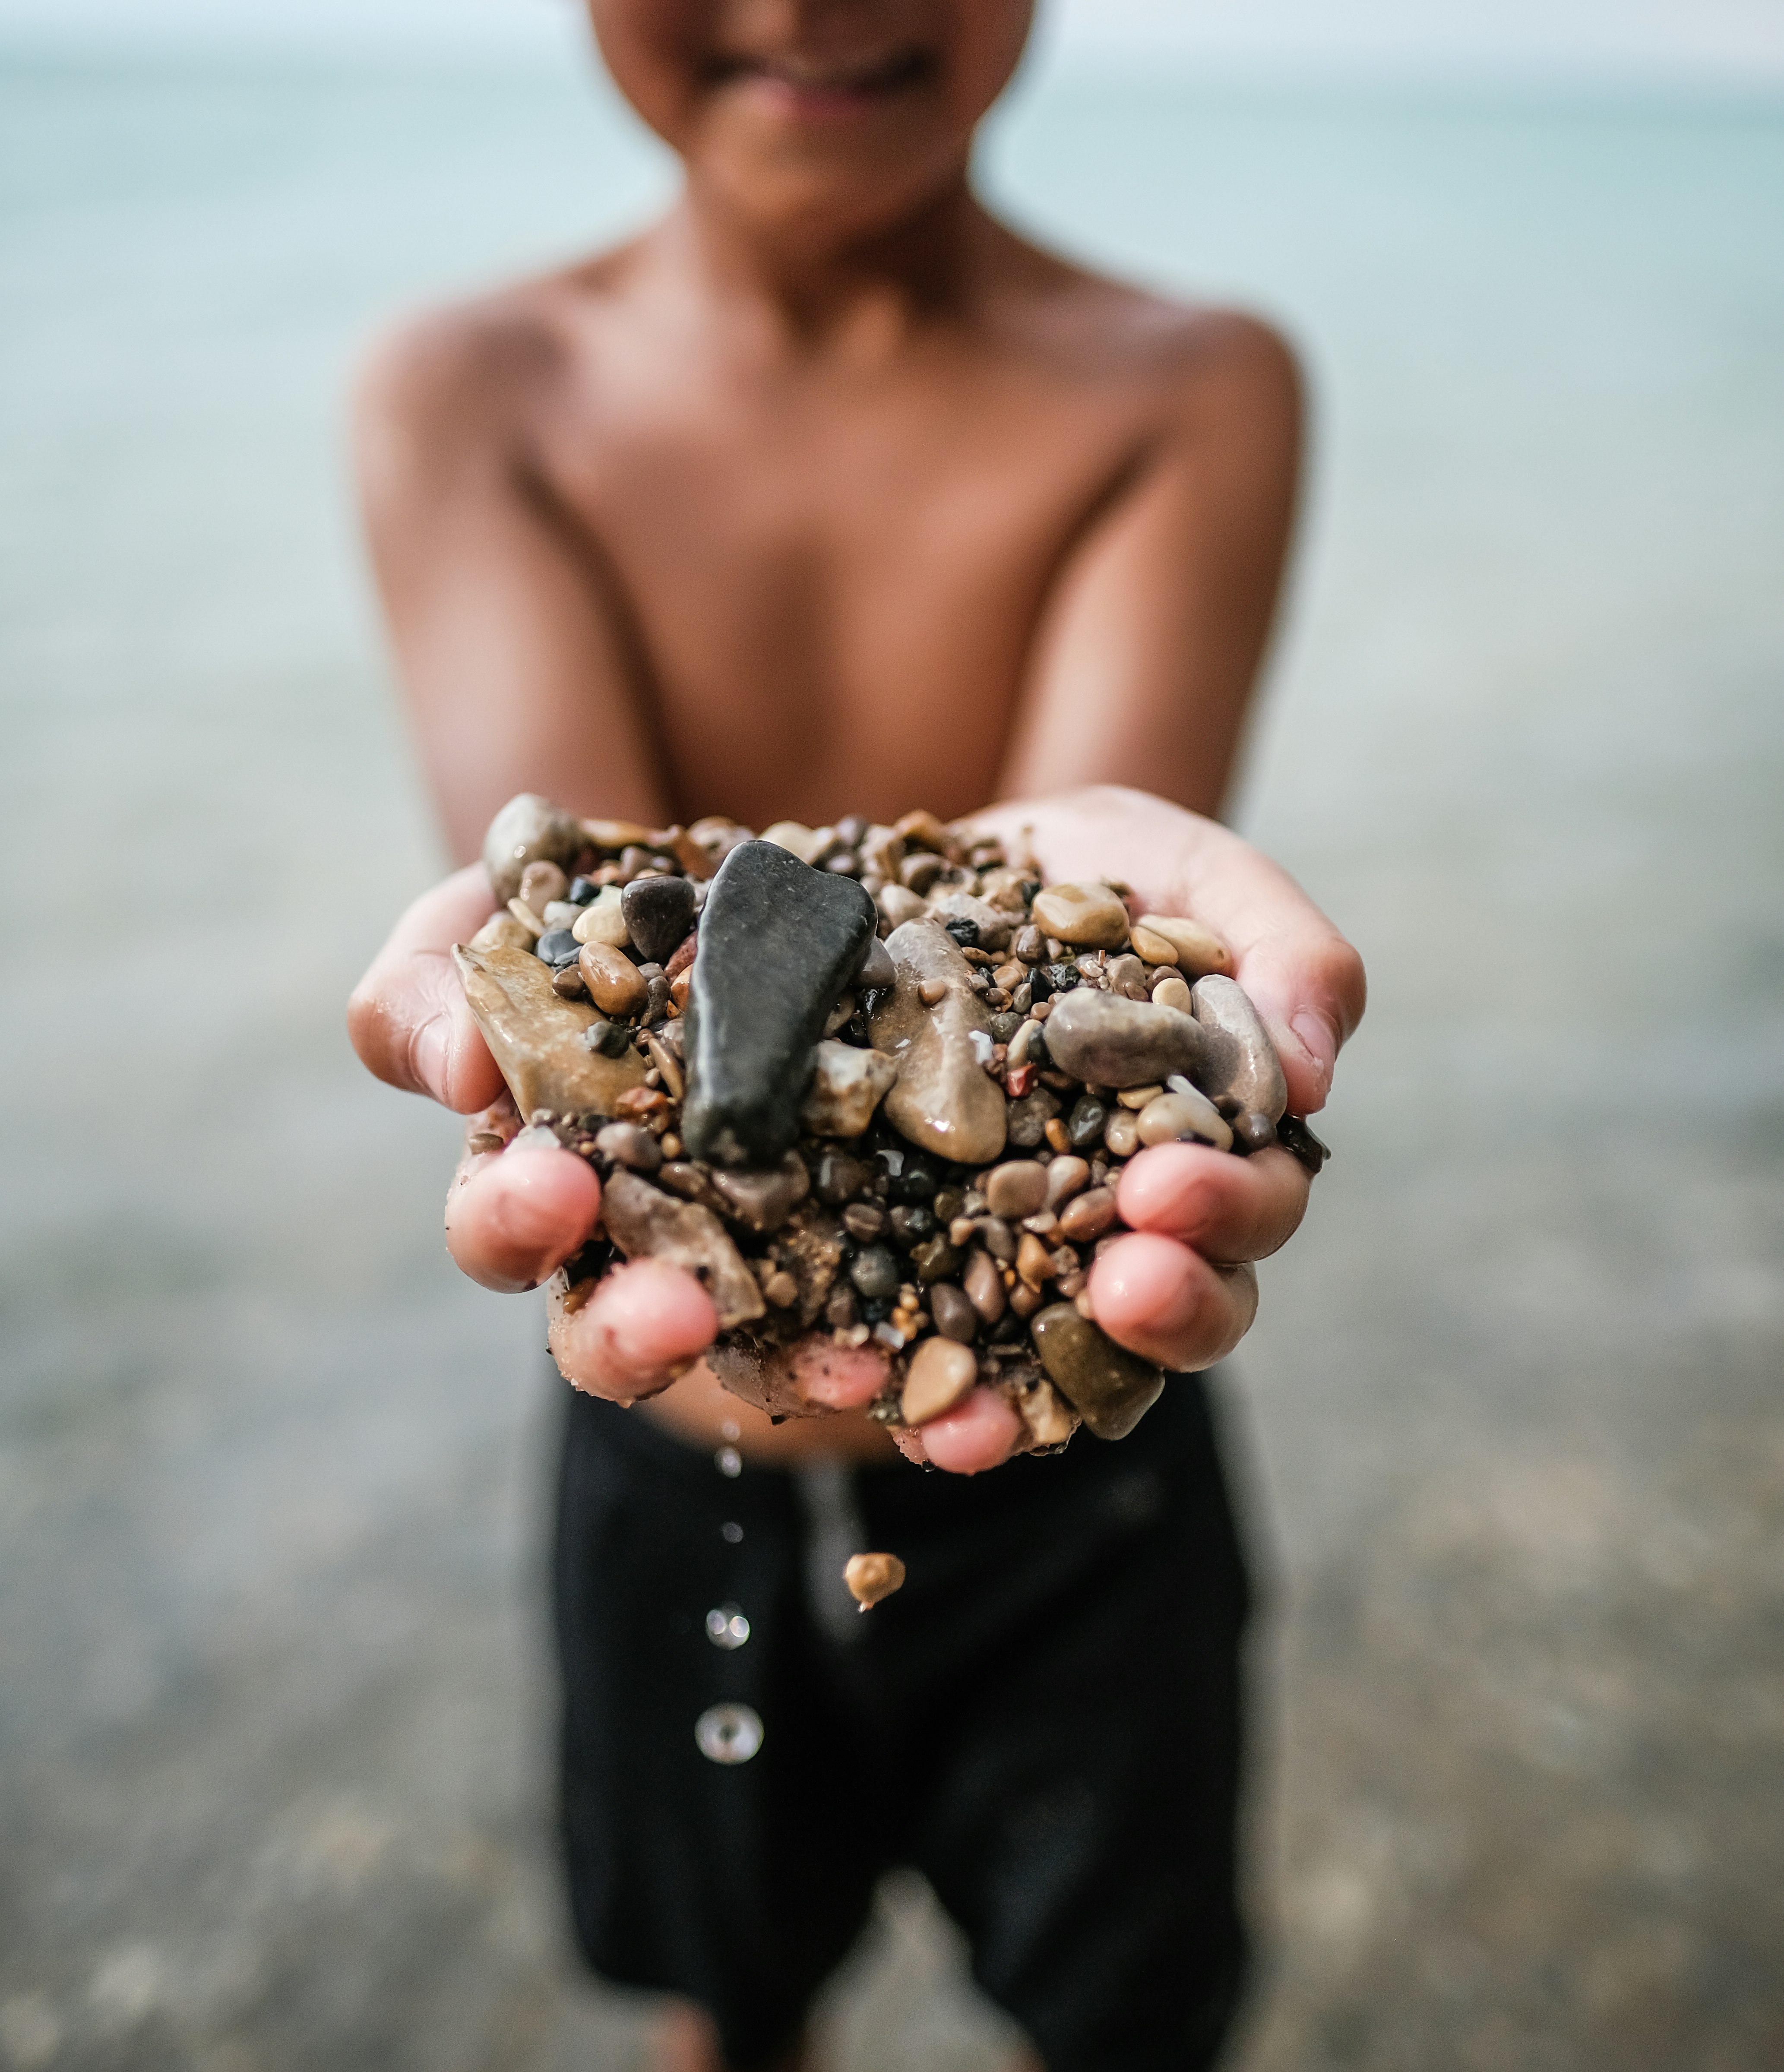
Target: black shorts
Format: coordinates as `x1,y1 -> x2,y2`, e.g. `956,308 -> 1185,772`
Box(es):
552,1376 -> 1252,2072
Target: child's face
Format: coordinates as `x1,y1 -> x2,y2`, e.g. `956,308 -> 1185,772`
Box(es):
588,0 -> 1034,244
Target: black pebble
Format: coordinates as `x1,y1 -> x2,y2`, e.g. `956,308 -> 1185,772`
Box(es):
1067,1094 -> 1108,1150
1028,967 -> 1053,1002
849,1246 -> 900,1302
988,1012 -> 1023,1044
1045,962 -> 1079,992
535,928 -> 582,967
860,1297 -> 892,1325
943,917 -> 980,949
566,877 -> 599,906
896,1161 -> 938,1202
680,841 -> 876,1167
888,1205 -> 936,1249
581,1019 -> 633,1058
622,873 -> 698,965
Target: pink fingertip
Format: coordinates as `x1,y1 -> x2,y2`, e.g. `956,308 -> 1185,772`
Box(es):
920,1386 -> 1024,1474
561,1259 -> 717,1394
793,1342 -> 891,1410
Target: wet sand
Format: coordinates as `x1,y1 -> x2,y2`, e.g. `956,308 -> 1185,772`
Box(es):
2,55 -> 1780,2072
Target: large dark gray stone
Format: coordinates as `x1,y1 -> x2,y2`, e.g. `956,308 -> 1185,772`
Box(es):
680,839 -> 876,1167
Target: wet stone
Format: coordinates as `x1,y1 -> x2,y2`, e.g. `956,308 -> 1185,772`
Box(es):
1056,1186 -> 1117,1243
1041,988 -> 1213,1091
816,1151 -> 875,1205
849,1246 -> 900,1302
1066,1093 -> 1109,1151
1189,974 -> 1287,1130
901,1337 -> 978,1426
1030,1303 -> 1164,1441
622,872 -> 697,967
842,1201 -> 887,1242
681,840 -> 877,1168
709,1151 -> 811,1235
844,1553 -> 905,1610
985,1160 -> 1049,1220
579,940 -> 648,1018
483,792 -> 587,906
800,1039 -> 899,1140
929,1281 -> 978,1344
595,1121 -> 662,1172
964,1249 -> 1006,1324
856,933 -> 896,991
535,927 -> 581,968
1031,882 -> 1129,950
453,940 -> 646,1120
600,1170 -> 765,1330
1005,1085 -> 1061,1150
1137,1087 -> 1234,1151
869,921 -> 1008,1167
1133,913 -> 1233,978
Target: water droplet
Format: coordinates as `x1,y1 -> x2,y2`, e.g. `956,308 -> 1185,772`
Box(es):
720,1418 -> 741,1442
695,1702 -> 763,1765
705,1604 -> 750,1649
715,1445 -> 743,1478
721,1521 -> 744,1544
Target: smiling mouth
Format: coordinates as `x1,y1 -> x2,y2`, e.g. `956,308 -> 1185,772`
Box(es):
713,45 -> 936,108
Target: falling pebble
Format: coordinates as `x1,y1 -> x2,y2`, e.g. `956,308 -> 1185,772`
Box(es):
844,1552 -> 906,1610
720,1418 -> 741,1442
705,1604 -> 750,1649
715,1445 -> 743,1477
721,1521 -> 744,1544
695,1703 -> 763,1765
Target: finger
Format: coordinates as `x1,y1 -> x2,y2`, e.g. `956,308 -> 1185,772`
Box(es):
348,863 -> 505,1113
550,1258 -> 718,1402
1116,1142 -> 1310,1264
1088,1232 -> 1259,1372
445,1142 -> 600,1292
919,1385 -> 1026,1474
787,1338 -> 892,1412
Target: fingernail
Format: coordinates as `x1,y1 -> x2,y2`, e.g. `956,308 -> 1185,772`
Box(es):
413,1015 -> 449,1098
1290,1010 -> 1336,1098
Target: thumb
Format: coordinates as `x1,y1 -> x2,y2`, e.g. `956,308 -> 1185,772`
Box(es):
1235,927 -> 1366,1117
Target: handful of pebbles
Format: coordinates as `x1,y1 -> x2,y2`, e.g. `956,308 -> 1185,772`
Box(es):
456,794 -> 1329,1456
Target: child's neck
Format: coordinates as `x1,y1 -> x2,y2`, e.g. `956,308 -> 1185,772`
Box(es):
653,174 -> 995,347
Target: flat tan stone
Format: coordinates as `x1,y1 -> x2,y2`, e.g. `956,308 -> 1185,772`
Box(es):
1031,882 -> 1130,950
452,940 -> 645,1119
901,1336 -> 978,1426
1134,914 -> 1233,978
869,921 -> 1007,1165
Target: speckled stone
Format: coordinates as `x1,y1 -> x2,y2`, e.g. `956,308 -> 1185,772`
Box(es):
681,840 -> 876,1168
1041,988 -> 1214,1091
599,1170 -> 765,1329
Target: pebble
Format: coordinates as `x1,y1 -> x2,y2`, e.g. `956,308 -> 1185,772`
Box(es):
709,1151 -> 812,1235
1276,1113 -> 1332,1175
536,927 -> 582,968
572,886 -> 631,947
844,1552 -> 906,1610
911,1235 -> 961,1283
1040,988 -> 1213,1091
1045,1155 -> 1091,1209
1132,914 -> 1233,978
842,1201 -> 887,1242
468,911 -> 535,955
875,883 -> 927,931
927,889 -> 1014,952
984,1160 -> 1048,1219
963,1249 -> 1007,1323
580,1017 -> 633,1059
519,860 -> 569,914
453,940 -> 646,1120
551,964 -> 589,1000
1016,1231 -> 1056,1291
1066,1093 -> 1108,1150
849,1246 -> 900,1302
681,840 -> 877,1168
541,901 -> 584,930
1105,953 -> 1150,1000
583,816 -> 657,853
1030,1303 -> 1164,1440
1104,1110 -> 1140,1158
508,897 -> 545,937
1189,974 -> 1287,1129
894,808 -> 958,856
1030,882 -> 1130,950
621,873 -> 697,966
868,921 -> 1008,1166
578,939 -> 648,1016
1056,1186 -> 1117,1243
816,1151 -> 875,1205
928,1282 -> 978,1344
1116,1083 -> 1163,1110
482,793 -> 587,905
665,931 -> 700,980
595,1121 -> 662,1172
901,1336 -> 978,1426
760,819 -> 825,863
1136,1088 -> 1234,1151
800,1038 -> 899,1139
600,1169 -> 765,1329
1149,973 -> 1193,1014
856,934 -> 896,991
1004,1083 -> 1061,1150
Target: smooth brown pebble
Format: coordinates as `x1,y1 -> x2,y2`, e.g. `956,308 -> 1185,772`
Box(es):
1133,914 -> 1233,977
964,1249 -> 1007,1323
845,1552 -> 906,1610
984,1160 -> 1048,1219
579,939 -> 648,1017
1104,1110 -> 1140,1158
595,1121 -> 661,1172
1016,1231 -> 1056,1291
1149,974 -> 1193,1013
1030,881 -> 1130,950
901,1337 -> 979,1426
928,1281 -> 979,1344
1057,1185 -> 1117,1243
1044,1155 -> 1091,1210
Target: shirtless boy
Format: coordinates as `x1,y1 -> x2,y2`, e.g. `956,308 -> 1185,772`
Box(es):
348,4 -> 1364,2067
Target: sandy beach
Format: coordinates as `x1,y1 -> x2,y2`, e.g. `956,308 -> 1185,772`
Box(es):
1,47 -> 1781,2070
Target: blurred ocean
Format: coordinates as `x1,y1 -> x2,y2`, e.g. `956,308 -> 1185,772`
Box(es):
2,44 -> 1781,2072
